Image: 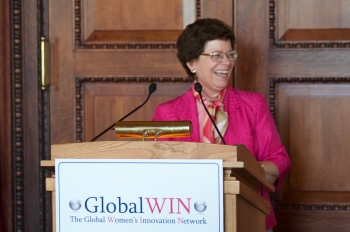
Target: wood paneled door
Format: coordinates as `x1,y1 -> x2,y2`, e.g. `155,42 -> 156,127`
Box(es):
235,1 -> 350,231
1,0 -> 350,231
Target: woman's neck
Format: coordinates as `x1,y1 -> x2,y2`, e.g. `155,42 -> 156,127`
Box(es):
202,90 -> 220,101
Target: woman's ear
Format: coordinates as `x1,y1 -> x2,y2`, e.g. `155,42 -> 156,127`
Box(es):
187,61 -> 197,74
186,61 -> 194,71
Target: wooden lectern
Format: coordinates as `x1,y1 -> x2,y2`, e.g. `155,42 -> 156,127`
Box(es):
41,141 -> 274,232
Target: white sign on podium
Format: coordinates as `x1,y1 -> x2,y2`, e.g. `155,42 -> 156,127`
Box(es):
55,159 -> 223,232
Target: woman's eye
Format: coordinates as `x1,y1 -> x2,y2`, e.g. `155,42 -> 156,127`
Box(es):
212,53 -> 222,58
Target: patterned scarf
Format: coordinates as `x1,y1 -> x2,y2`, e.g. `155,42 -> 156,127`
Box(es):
192,83 -> 228,144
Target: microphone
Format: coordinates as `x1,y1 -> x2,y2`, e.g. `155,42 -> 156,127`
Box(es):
90,83 -> 157,142
195,82 -> 226,145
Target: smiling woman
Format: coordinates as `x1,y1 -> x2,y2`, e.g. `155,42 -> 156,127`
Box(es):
152,18 -> 291,231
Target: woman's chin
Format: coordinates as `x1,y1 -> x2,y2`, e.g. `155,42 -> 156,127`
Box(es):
209,83 -> 228,93
214,79 -> 229,89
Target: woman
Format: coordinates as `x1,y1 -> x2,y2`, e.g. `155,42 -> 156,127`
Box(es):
152,18 -> 291,231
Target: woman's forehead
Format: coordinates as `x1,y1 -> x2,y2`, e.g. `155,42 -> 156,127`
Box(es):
203,39 -> 232,52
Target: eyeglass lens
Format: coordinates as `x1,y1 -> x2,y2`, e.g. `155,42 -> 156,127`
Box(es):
211,51 -> 237,61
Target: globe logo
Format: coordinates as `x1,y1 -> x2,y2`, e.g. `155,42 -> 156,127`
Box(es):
69,199 -> 81,211
194,201 -> 207,213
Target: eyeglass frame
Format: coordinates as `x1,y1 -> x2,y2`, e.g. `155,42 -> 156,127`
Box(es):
200,50 -> 238,62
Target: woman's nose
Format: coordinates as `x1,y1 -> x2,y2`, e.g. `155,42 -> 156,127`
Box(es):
221,54 -> 233,64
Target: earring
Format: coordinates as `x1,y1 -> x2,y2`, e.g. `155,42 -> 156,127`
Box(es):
191,68 -> 196,74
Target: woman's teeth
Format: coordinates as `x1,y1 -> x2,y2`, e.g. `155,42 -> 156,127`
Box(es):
214,70 -> 228,75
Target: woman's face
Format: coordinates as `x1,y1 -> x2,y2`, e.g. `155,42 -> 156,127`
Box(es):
187,39 -> 235,99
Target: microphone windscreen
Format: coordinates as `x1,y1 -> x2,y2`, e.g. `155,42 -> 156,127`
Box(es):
149,83 -> 157,93
195,83 -> 202,93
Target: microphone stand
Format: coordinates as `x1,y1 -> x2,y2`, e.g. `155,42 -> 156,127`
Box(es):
90,83 -> 157,142
195,83 -> 227,145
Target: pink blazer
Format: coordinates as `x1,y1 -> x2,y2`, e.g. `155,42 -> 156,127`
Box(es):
152,85 -> 291,229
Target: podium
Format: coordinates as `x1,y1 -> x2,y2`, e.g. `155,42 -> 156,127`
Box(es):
41,141 -> 274,232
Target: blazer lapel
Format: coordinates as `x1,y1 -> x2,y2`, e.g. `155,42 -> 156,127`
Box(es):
178,89 -> 200,142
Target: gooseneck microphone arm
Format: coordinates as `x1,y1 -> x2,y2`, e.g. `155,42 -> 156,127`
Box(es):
195,83 -> 226,145
90,83 -> 157,142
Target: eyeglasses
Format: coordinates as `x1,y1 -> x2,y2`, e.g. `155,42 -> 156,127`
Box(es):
200,50 -> 238,62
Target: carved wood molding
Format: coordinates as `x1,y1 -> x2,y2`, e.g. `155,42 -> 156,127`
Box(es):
12,0 -> 25,231
74,0 -> 201,50
271,195 -> 350,212
269,0 -> 350,49
276,203 -> 350,211
269,77 -> 350,120
75,76 -> 194,142
195,0 -> 201,19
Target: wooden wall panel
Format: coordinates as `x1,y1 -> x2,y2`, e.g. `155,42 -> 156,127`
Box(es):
90,0 -> 183,30
24,0 -> 42,230
0,0 -> 13,231
235,0 -> 269,94
202,0 -> 233,26
277,83 -> 350,192
49,0 -> 76,144
74,50 -> 183,76
278,0 -> 350,41
81,81 -> 191,142
271,0 -> 350,48
270,78 -> 350,231
83,0 -> 183,42
268,50 -> 350,77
